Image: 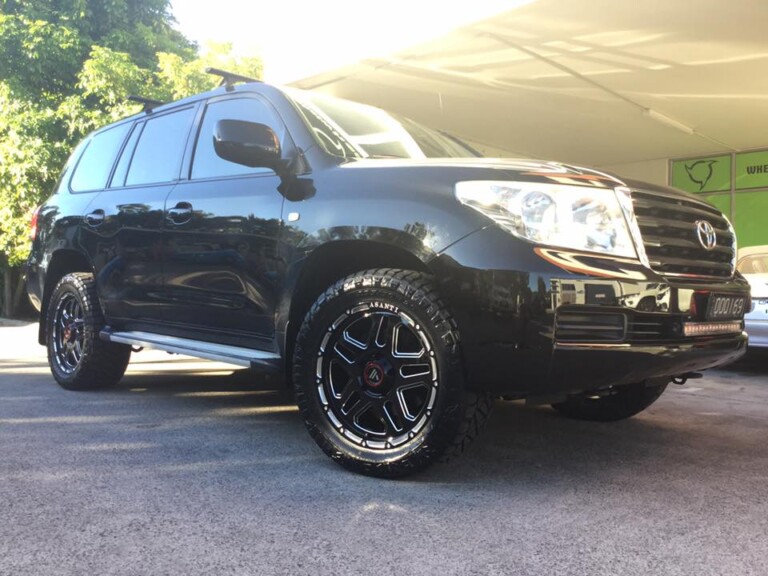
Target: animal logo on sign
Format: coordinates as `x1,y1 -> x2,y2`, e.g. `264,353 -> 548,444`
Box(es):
684,159 -> 717,191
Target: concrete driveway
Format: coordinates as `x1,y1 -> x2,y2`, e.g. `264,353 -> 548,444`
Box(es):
1,321 -> 767,576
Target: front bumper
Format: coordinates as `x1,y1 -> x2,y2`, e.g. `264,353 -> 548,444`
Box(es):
430,226 -> 750,396
550,334 -> 747,394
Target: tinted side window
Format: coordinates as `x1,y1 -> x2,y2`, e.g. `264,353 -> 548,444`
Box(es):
125,107 -> 195,186
70,123 -> 131,192
191,97 -> 283,180
109,123 -> 143,188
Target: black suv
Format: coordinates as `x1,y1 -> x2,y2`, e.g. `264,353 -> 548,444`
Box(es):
26,71 -> 749,477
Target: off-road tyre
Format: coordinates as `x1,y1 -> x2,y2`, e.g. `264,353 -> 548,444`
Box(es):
293,268 -> 492,478
46,272 -> 131,390
551,379 -> 668,422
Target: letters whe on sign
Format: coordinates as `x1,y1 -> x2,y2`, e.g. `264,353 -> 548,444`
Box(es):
734,150 -> 768,190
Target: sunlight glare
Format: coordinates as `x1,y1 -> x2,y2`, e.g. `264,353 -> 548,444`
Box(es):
171,0 -> 536,83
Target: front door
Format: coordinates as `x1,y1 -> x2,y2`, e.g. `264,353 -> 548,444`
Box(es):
161,95 -> 287,343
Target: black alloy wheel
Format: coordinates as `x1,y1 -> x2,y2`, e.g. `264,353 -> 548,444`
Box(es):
46,273 -> 131,390
51,291 -> 85,375
293,268 -> 492,478
319,306 -> 437,449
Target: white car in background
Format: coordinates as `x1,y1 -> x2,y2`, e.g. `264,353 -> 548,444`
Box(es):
737,246 -> 768,348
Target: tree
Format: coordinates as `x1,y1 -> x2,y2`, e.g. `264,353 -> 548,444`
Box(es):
156,41 -> 263,101
0,13 -> 84,99
0,2 -> 262,316
1,0 -> 194,72
0,81 -> 71,316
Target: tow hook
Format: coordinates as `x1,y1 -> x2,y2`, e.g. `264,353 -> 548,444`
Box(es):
672,371 -> 704,385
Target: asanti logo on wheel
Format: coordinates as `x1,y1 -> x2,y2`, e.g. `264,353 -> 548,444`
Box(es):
369,302 -> 399,313
363,361 -> 385,388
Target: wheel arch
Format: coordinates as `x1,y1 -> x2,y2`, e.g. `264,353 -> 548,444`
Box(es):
38,249 -> 94,345
279,239 -> 433,378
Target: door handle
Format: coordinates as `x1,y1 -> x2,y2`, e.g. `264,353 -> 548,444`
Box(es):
84,209 -> 105,227
167,202 -> 193,224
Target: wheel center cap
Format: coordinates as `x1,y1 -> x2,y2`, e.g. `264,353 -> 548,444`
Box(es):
363,361 -> 385,389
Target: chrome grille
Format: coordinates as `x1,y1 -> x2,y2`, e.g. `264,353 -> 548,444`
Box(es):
631,188 -> 735,278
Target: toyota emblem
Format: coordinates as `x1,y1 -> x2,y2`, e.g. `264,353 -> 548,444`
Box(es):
695,220 -> 717,251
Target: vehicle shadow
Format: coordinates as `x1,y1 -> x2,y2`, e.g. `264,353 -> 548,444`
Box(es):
718,347 -> 768,375
8,354 -> 760,491
103,365 -> 750,488
426,399 -> 695,484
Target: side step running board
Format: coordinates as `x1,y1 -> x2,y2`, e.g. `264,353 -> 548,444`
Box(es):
100,329 -> 282,373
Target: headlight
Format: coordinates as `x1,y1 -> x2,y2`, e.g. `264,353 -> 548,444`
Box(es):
455,180 -> 638,258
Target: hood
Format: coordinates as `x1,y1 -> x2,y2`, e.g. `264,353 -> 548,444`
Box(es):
340,157 -> 626,188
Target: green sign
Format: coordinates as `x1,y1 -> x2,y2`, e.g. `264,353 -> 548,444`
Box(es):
735,191 -> 768,247
670,154 -> 731,193
702,193 -> 731,219
735,150 -> 768,190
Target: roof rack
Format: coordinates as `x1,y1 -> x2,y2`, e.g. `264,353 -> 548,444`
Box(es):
128,95 -> 164,113
206,67 -> 260,90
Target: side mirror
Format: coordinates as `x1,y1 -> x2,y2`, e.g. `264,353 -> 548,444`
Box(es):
213,120 -> 282,170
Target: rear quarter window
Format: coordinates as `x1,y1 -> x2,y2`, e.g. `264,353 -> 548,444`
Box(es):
69,123 -> 131,192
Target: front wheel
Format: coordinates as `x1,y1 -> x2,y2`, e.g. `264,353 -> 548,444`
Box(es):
551,379 -> 669,422
46,273 -> 131,390
293,269 -> 492,478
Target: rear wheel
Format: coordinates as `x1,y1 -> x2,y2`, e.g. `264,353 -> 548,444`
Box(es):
293,269 -> 492,478
46,273 -> 131,390
551,379 -> 668,422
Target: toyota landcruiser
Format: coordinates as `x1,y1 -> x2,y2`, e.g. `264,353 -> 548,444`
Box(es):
26,70 -> 749,477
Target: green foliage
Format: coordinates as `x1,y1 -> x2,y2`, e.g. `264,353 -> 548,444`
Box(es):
156,42 -> 263,100
0,13 -> 85,98
0,1 -> 263,275
0,83 -> 68,266
1,0 -> 194,70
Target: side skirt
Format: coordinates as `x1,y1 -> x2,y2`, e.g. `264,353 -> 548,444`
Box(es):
100,329 -> 282,373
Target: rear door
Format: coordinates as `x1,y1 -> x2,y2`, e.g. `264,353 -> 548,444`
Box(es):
81,105 -> 198,325
161,94 -> 286,343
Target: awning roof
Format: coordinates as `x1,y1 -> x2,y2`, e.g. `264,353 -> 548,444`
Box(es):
291,0 -> 768,169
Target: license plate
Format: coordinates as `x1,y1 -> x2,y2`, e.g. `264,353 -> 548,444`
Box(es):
706,294 -> 747,321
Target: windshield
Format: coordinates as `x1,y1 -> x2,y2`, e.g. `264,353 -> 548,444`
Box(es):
284,88 -> 481,160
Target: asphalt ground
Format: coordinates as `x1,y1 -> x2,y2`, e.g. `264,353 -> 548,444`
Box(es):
1,321 -> 767,576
